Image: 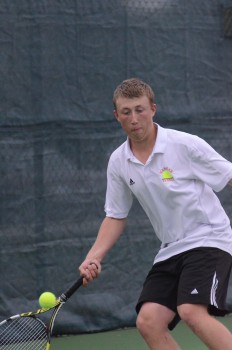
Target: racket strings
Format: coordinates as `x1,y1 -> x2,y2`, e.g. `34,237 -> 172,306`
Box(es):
0,316 -> 48,350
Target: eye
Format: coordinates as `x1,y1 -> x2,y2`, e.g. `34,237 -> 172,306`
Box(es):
136,108 -> 144,113
122,110 -> 130,116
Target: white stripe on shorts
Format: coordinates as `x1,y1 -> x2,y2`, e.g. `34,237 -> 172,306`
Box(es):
210,272 -> 219,308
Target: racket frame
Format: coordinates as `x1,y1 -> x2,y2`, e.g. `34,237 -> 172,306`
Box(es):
0,276 -> 83,350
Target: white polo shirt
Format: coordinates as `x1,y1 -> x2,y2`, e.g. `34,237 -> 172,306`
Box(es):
105,124 -> 232,263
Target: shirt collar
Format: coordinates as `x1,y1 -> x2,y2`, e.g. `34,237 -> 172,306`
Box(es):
125,123 -> 167,160
153,123 -> 167,154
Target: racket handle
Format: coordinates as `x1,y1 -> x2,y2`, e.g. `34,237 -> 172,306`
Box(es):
60,277 -> 83,301
60,263 -> 98,301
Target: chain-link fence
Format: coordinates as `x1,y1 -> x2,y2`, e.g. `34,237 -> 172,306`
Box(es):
0,0 -> 232,334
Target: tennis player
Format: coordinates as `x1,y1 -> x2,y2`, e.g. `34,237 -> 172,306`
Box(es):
79,78 -> 232,350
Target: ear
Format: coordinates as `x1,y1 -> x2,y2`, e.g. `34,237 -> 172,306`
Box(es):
114,109 -> 119,121
152,104 -> 157,117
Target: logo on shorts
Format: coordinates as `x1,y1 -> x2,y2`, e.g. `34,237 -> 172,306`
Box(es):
191,288 -> 199,295
160,167 -> 174,182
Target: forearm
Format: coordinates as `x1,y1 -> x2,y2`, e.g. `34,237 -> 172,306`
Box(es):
79,216 -> 127,284
85,216 -> 127,263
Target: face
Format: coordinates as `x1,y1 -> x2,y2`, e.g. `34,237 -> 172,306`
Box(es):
114,95 -> 156,143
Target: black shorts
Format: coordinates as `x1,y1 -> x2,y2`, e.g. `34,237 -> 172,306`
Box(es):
136,247 -> 232,317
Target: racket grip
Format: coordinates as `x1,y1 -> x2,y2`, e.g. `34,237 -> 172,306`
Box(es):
61,263 -> 98,301
61,277 -> 83,301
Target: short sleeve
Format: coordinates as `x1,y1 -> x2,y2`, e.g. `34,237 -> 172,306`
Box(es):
104,156 -> 133,218
190,136 -> 232,192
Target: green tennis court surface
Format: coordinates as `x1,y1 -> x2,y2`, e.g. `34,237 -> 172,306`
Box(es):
52,316 -> 232,349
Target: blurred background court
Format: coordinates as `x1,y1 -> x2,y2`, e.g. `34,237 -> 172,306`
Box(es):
53,318 -> 232,349
0,0 -> 232,346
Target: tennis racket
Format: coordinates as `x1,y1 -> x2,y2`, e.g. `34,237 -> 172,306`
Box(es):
0,276 -> 83,350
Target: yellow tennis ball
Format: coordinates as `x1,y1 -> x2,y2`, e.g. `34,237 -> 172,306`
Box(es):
39,292 -> 57,308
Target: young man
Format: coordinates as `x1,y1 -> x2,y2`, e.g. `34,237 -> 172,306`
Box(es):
79,78 -> 232,350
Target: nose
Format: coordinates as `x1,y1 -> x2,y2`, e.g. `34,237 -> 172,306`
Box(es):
131,110 -> 138,124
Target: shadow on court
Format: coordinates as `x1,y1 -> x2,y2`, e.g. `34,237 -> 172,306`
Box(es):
52,316 -> 232,349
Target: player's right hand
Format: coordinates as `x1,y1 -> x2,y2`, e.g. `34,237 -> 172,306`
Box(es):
79,259 -> 101,286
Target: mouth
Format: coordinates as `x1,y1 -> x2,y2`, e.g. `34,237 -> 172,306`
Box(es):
132,127 -> 142,132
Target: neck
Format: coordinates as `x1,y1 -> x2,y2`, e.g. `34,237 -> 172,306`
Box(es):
130,124 -> 157,163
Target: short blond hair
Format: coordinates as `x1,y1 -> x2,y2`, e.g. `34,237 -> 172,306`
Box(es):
113,78 -> 155,109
